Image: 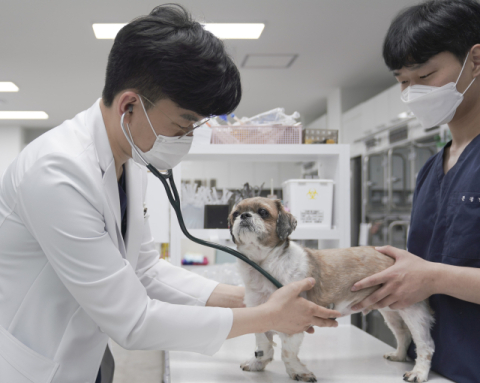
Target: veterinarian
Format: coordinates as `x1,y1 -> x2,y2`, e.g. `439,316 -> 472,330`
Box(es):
351,1 -> 480,382
0,5 -> 340,383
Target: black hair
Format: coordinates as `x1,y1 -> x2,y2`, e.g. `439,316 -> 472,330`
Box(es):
102,4 -> 241,116
383,0 -> 480,70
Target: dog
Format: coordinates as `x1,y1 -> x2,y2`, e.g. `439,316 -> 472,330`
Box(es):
228,197 -> 434,383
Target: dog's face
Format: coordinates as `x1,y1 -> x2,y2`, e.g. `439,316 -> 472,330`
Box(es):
228,197 -> 297,249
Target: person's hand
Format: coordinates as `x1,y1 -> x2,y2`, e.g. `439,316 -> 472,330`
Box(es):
206,284 -> 246,308
263,278 -> 341,334
350,246 -> 436,311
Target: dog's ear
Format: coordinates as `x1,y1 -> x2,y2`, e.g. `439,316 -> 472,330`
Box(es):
227,208 -> 237,244
275,200 -> 297,241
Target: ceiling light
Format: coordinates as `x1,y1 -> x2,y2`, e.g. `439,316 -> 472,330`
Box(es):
93,23 -> 265,40
92,23 -> 125,39
0,111 -> 48,120
203,23 -> 265,39
0,82 -> 19,92
397,112 -> 413,119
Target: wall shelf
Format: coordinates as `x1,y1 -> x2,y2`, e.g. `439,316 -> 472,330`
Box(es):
164,144 -> 351,266
182,227 -> 342,242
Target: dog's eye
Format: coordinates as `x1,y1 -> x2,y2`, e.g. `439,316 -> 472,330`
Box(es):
258,209 -> 268,218
232,211 -> 239,219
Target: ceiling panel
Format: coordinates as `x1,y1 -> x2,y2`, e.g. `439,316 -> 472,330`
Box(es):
0,0 -> 418,129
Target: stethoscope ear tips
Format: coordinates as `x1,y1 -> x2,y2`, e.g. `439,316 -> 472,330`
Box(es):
128,105 -> 133,113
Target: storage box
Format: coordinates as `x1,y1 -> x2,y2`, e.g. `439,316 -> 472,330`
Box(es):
211,125 -> 302,145
282,179 -> 334,227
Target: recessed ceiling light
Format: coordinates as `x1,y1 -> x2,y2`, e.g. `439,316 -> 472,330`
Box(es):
92,23 -> 126,39
397,112 -> 413,119
0,111 -> 48,120
92,23 -> 265,40
0,82 -> 19,92
203,23 -> 264,39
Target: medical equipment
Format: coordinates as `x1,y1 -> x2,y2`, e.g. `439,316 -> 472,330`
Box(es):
120,109 -> 283,289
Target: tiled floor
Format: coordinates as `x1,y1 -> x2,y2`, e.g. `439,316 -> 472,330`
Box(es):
110,340 -> 165,383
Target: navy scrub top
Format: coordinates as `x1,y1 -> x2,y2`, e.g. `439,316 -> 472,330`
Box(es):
407,135 -> 480,383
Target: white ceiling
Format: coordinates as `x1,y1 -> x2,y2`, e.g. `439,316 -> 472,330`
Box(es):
0,0 -> 419,129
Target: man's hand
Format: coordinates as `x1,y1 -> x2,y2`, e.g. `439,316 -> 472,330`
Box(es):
206,284 -> 245,308
350,246 -> 436,311
264,278 -> 341,334
228,278 -> 341,339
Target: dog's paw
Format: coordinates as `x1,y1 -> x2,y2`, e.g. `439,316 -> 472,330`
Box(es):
403,369 -> 429,382
289,372 -> 317,382
384,351 -> 407,362
240,357 -> 271,372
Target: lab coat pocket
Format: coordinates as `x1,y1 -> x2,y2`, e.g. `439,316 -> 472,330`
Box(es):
445,191 -> 480,259
0,325 -> 59,383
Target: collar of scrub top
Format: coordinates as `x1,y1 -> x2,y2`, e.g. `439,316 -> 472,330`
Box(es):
119,105 -> 283,289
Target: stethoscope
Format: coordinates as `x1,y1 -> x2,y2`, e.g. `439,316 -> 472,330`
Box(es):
120,108 -> 283,289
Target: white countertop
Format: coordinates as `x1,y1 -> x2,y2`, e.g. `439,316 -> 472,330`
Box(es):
169,325 -> 453,382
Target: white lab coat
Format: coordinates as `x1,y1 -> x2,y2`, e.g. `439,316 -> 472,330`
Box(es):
0,99 -> 233,383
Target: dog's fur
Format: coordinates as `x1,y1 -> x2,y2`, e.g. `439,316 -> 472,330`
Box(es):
228,197 -> 434,382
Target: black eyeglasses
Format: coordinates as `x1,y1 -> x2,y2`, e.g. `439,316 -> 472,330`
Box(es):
140,95 -> 210,139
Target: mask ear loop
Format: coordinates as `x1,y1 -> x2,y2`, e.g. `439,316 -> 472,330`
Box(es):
457,51 -> 476,95
120,110 -> 148,166
137,95 -> 159,139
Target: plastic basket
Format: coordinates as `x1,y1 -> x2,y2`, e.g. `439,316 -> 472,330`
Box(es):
211,125 -> 302,145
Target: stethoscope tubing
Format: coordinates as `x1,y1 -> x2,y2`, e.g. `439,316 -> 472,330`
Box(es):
120,110 -> 283,288
147,165 -> 283,289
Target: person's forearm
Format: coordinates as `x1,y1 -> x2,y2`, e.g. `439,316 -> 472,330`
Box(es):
431,262 -> 480,304
206,283 -> 245,308
227,305 -> 272,339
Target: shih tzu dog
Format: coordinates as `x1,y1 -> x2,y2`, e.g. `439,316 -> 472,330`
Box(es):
228,197 -> 434,383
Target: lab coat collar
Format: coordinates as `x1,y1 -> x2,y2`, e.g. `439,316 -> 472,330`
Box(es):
84,99 -> 143,267
85,99 -> 123,253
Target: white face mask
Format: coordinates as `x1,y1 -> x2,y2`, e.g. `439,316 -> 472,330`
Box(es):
400,52 -> 476,129
120,95 -> 193,170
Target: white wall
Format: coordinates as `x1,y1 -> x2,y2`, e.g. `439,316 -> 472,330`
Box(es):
307,114 -> 327,130
0,126 -> 22,177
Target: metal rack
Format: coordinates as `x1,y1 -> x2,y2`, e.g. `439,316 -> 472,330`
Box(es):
361,137 -> 437,248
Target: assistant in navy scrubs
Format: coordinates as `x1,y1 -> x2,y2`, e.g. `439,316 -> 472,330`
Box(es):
407,138 -> 480,381
351,1 -> 480,383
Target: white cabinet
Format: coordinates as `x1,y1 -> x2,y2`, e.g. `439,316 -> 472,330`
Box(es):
342,105 -> 363,145
162,144 -> 351,266
342,83 -> 411,148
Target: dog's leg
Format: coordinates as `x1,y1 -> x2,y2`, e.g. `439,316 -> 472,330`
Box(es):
398,301 -> 435,383
278,332 -> 316,382
240,331 -> 275,372
379,308 -> 412,362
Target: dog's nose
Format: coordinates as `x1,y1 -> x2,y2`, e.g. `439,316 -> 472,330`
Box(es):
240,213 -> 252,220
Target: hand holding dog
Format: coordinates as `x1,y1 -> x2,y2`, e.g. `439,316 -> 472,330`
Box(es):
265,277 -> 341,334
350,246 -> 436,311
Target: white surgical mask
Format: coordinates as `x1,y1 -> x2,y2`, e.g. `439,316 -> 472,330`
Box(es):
400,52 -> 476,129
120,95 -> 193,170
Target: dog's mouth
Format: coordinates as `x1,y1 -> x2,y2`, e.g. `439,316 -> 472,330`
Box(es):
239,220 -> 256,232
239,220 -> 252,228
